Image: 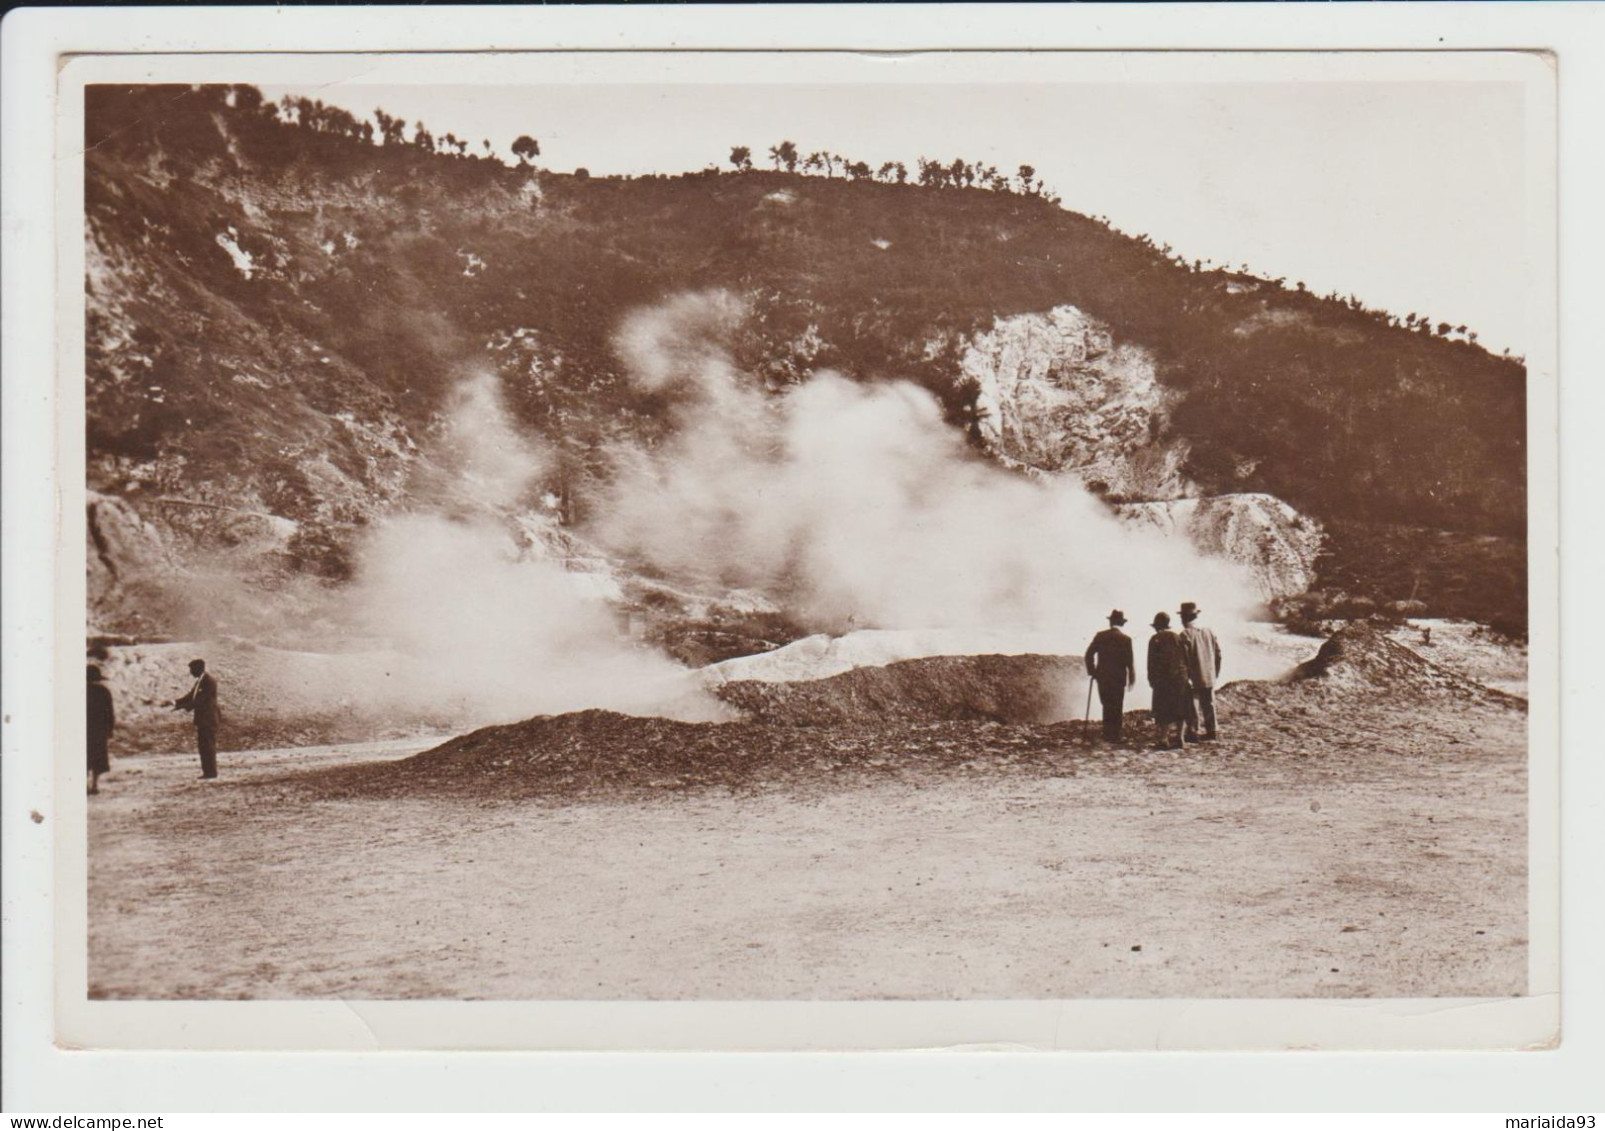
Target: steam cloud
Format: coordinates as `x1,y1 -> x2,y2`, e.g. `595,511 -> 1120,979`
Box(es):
336,372 -> 723,724
436,371 -> 547,509
594,291 -> 1267,695
273,291 -> 1275,728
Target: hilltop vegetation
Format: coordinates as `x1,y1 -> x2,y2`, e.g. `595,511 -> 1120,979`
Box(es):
84,84 -> 1528,634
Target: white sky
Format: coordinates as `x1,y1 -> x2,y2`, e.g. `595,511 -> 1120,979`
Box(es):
266,80 -> 1531,354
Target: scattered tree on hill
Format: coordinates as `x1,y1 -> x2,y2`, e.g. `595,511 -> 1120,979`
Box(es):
752,141 -> 1054,199
412,122 -> 435,152
277,95 -> 371,142
374,108 -> 407,146
769,140 -> 799,172
729,145 -> 753,172
511,135 -> 541,165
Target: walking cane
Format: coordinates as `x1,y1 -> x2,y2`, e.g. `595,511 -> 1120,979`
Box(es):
1084,677 -> 1095,726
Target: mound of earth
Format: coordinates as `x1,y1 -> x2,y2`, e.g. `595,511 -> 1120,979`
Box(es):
296,710 -> 1087,803
1290,622 -> 1520,704
714,653 -> 1083,727
289,619 -> 1532,805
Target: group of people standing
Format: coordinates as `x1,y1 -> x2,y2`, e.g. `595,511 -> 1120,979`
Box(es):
1083,602 -> 1222,749
85,657 -> 222,794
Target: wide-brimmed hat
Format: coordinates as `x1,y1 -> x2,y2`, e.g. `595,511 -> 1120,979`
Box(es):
1180,601 -> 1201,618
86,665 -> 103,681
1151,611 -> 1171,629
1107,609 -> 1126,626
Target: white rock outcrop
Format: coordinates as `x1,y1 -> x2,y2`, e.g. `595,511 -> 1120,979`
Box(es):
959,305 -> 1191,499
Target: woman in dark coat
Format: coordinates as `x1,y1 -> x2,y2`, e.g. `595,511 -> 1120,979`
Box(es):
1146,612 -> 1190,750
87,665 -> 115,794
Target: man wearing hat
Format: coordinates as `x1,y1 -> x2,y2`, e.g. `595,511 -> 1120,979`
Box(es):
167,658 -> 222,779
1179,601 -> 1222,742
1147,611 -> 1192,750
87,665 -> 115,795
1083,610 -> 1137,742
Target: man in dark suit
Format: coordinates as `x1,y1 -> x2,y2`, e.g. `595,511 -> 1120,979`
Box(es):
1083,609 -> 1137,742
169,658 -> 221,779
87,665 -> 115,795
1147,611 -> 1191,750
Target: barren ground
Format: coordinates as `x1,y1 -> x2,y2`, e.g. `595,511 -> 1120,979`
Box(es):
88,673 -> 1526,1001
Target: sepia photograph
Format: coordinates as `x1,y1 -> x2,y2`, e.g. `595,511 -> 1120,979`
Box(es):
50,43 -> 1560,1052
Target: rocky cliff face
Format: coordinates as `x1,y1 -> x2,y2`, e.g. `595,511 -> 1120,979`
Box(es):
1114,493 -> 1324,602
960,306 -> 1191,499
87,492 -> 180,637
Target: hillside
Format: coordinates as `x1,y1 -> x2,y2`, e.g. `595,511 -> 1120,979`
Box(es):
84,84 -> 1528,643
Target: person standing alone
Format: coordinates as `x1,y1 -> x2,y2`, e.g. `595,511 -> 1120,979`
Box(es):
1146,611 -> 1191,750
169,658 -> 221,779
1179,601 -> 1222,742
87,665 -> 115,795
1084,609 -> 1137,742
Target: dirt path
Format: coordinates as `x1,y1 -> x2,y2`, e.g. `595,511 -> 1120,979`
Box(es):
88,700 -> 1525,1000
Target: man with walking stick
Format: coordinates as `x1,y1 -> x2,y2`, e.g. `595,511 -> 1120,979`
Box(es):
1083,609 -> 1137,743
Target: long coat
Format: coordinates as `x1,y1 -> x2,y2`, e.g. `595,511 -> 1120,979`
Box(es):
1181,623 -> 1223,689
1147,630 -> 1191,725
174,673 -> 221,731
1084,627 -> 1136,691
87,680 -> 114,773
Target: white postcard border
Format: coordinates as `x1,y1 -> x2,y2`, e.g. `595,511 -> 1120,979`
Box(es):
4,2 -> 1599,1113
